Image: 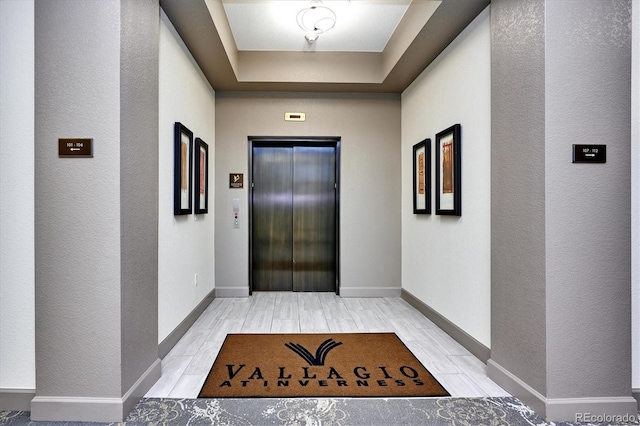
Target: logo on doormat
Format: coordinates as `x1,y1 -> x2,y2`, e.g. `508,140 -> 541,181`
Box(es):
285,338 -> 343,366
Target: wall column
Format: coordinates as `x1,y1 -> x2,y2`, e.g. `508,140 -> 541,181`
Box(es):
32,0 -> 160,422
489,0 -> 636,421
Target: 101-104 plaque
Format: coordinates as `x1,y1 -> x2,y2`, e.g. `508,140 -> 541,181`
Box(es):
59,138 -> 93,157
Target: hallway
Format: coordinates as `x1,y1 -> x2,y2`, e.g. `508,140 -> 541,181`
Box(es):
145,292 -> 509,399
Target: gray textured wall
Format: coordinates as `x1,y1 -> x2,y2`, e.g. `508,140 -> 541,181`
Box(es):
545,0 -> 631,398
35,0 -> 123,397
491,0 -> 633,416
34,0 -> 160,405
119,0 -> 160,397
491,0 -> 547,396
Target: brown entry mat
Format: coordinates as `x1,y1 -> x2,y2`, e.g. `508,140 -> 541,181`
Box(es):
198,333 -> 450,398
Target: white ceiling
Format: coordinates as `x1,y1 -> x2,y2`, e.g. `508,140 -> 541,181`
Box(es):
221,0 -> 415,52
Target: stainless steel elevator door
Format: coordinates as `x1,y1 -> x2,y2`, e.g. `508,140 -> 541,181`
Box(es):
252,144 -> 336,292
252,147 -> 294,291
293,146 -> 336,292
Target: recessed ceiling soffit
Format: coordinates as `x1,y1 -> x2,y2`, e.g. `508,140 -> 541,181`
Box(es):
159,0 -> 490,93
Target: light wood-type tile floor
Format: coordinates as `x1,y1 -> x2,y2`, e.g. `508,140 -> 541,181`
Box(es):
145,292 -> 510,399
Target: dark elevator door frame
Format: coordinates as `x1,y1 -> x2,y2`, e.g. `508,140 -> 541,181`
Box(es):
248,137 -> 341,295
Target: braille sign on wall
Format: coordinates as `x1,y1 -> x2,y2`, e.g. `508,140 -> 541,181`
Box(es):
59,138 -> 93,157
572,144 -> 606,163
229,173 -> 244,188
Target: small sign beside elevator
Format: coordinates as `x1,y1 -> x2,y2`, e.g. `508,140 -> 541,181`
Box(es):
229,173 -> 243,188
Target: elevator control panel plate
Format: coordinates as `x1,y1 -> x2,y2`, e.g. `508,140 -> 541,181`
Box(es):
233,198 -> 240,229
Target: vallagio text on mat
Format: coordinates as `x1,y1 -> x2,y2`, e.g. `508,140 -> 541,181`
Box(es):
199,333 -> 450,398
218,362 -> 427,389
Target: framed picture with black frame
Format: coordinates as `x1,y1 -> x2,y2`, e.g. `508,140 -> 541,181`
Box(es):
194,137 -> 209,214
435,124 -> 461,216
413,138 -> 431,214
174,122 -> 193,215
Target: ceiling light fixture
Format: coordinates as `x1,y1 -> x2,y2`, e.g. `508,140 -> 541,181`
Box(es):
296,0 -> 336,44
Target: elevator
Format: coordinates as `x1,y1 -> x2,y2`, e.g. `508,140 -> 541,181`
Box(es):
249,138 -> 340,293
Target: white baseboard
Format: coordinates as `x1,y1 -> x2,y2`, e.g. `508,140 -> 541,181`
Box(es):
488,359 -> 639,422
31,358 -> 161,423
401,288 -> 490,362
547,397 -> 639,423
122,358 -> 162,417
338,287 -> 401,298
0,388 -> 35,411
487,359 -> 548,416
159,289 -> 215,358
31,396 -> 124,423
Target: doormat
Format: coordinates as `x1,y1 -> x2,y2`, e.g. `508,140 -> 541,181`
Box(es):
198,333 -> 450,398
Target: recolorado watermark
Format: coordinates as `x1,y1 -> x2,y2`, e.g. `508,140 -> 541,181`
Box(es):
575,412 -> 638,424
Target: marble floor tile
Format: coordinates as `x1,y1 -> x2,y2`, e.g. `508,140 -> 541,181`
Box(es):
145,355 -> 192,397
405,339 -> 463,375
271,319 -> 301,333
423,326 -> 475,356
274,293 -> 299,320
433,372 -> 493,398
349,309 -> 391,332
167,374 -> 207,398
167,328 -> 209,357
327,317 -> 358,333
205,319 -> 244,342
183,341 -> 223,375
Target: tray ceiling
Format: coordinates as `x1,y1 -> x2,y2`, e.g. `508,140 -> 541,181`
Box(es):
160,0 -> 489,93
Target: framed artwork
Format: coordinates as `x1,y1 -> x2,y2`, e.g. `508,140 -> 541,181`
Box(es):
194,138 -> 209,214
174,122 -> 193,215
435,124 -> 461,216
412,138 -> 431,214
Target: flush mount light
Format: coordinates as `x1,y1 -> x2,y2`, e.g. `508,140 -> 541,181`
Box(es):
296,0 -> 336,44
